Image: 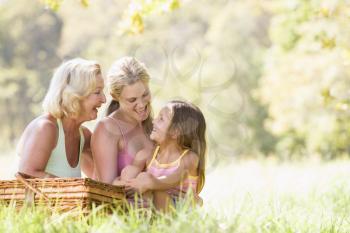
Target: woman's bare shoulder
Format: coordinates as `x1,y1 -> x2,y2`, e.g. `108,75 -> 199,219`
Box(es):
17,114 -> 58,154
93,116 -> 122,137
25,114 -> 58,136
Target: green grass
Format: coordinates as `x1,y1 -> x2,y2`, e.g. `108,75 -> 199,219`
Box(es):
0,160 -> 350,232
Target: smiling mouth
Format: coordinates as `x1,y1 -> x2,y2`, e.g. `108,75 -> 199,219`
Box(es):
136,105 -> 148,115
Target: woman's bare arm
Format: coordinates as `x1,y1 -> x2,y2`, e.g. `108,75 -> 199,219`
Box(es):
119,148 -> 152,181
91,119 -> 120,184
18,117 -> 58,178
81,127 -> 95,178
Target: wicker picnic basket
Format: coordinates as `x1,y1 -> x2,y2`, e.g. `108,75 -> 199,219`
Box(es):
0,173 -> 126,212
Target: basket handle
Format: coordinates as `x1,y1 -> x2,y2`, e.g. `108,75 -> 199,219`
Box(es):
15,172 -> 50,202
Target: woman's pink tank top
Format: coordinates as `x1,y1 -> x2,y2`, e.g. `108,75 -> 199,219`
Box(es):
108,116 -> 134,176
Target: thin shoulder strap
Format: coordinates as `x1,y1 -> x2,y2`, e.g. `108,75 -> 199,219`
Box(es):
107,116 -> 127,145
147,145 -> 160,169
147,147 -> 189,168
179,149 -> 190,160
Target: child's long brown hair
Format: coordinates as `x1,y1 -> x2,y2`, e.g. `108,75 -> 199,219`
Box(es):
168,100 -> 207,193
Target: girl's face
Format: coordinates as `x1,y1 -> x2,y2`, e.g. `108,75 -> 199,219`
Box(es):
150,106 -> 173,143
80,74 -> 106,121
118,80 -> 151,123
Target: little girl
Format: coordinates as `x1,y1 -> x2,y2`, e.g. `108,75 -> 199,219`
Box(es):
114,100 -> 206,211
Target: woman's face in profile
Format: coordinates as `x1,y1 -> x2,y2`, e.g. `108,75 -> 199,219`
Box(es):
80,74 -> 106,121
119,80 -> 151,123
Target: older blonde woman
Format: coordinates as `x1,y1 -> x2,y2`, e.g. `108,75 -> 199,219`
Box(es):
17,58 -> 106,178
92,57 -> 154,184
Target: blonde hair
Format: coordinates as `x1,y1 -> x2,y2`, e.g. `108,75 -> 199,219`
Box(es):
107,57 -> 153,134
42,58 -> 101,118
168,100 -> 207,194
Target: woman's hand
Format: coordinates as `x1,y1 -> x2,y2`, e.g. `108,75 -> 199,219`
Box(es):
112,176 -> 127,186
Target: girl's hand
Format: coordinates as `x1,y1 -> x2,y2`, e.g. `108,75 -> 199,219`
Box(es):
125,177 -> 149,194
124,172 -> 155,194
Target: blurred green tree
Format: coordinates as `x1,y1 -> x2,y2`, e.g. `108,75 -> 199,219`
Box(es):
76,0 -> 276,162
1,0 -> 276,162
42,0 -> 181,34
258,0 -> 350,158
0,1 -> 62,148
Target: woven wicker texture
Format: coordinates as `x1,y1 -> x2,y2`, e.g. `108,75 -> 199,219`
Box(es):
0,173 -> 126,212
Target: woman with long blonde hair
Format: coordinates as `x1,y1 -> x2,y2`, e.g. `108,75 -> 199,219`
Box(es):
91,57 -> 154,184
18,58 -> 106,178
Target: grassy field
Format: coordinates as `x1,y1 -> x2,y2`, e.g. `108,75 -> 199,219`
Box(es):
0,155 -> 350,233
